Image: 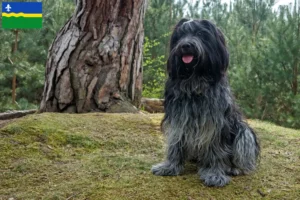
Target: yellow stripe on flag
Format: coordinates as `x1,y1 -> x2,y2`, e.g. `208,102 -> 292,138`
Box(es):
2,13 -> 42,18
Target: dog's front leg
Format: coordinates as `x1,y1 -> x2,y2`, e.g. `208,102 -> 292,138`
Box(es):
151,142 -> 185,176
199,166 -> 230,187
198,150 -> 231,187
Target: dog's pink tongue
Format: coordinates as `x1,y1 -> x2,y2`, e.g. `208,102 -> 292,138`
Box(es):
182,55 -> 194,64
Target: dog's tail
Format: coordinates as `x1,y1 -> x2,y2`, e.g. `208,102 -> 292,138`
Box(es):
232,122 -> 260,174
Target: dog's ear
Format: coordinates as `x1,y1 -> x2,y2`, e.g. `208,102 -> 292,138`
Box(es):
198,20 -> 229,77
167,55 -> 175,78
167,18 -> 190,78
169,18 -> 189,50
203,20 -> 229,71
200,20 -> 226,43
216,27 -> 229,72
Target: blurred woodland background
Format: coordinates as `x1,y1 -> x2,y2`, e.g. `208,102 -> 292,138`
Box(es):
0,0 -> 300,128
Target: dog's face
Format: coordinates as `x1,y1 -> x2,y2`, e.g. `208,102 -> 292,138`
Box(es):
167,19 -> 229,81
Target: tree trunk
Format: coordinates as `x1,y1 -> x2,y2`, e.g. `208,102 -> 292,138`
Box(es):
292,60 -> 299,95
40,0 -> 147,113
12,30 -> 19,105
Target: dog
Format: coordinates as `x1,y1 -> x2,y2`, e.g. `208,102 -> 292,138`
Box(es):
151,19 -> 260,187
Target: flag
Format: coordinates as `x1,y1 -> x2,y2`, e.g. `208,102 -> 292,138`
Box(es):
2,2 -> 42,29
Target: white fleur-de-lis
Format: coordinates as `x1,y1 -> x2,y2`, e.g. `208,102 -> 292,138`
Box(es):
5,4 -> 12,12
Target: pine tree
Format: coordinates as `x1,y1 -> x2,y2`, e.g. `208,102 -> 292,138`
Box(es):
40,0 -> 148,113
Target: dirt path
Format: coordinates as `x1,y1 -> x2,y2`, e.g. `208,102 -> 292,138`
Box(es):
0,119 -> 16,129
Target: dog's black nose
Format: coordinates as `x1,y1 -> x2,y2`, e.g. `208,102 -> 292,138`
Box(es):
182,44 -> 191,50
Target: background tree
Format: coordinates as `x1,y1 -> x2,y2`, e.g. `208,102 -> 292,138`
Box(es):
0,0 -> 74,111
40,0 -> 148,113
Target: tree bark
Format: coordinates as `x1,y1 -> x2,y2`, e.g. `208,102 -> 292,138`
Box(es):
12,30 -> 19,105
40,0 -> 147,113
292,60 -> 298,95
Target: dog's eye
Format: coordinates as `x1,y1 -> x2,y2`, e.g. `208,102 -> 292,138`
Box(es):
197,32 -> 202,36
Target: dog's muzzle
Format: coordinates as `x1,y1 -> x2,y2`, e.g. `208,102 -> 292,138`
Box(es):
180,44 -> 194,64
175,37 -> 204,65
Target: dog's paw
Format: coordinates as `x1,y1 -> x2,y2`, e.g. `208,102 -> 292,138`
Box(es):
226,168 -> 243,176
200,173 -> 230,187
151,162 -> 182,176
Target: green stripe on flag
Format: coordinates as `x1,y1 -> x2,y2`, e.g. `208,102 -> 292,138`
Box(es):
2,17 -> 42,29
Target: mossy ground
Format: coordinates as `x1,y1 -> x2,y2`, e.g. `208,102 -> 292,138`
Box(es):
0,113 -> 299,200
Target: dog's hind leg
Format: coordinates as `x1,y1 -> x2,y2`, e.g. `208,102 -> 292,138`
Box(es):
232,122 -> 260,174
151,142 -> 185,176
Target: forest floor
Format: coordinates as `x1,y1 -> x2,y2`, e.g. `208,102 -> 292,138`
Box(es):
0,119 -> 17,129
0,113 -> 299,200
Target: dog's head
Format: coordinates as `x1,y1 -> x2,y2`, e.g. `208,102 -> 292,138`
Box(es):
167,19 -> 229,81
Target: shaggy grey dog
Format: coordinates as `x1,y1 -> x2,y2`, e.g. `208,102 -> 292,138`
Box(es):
151,19 -> 260,187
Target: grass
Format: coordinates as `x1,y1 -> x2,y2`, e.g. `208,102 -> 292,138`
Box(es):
0,113 -> 299,200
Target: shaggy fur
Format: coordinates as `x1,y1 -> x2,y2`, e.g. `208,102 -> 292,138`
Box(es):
151,19 -> 260,187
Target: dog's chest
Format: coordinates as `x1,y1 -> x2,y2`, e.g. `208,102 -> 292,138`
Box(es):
184,115 -> 218,159
167,95 -> 222,157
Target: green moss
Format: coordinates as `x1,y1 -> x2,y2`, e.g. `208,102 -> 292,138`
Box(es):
65,134 -> 100,149
0,113 -> 299,199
